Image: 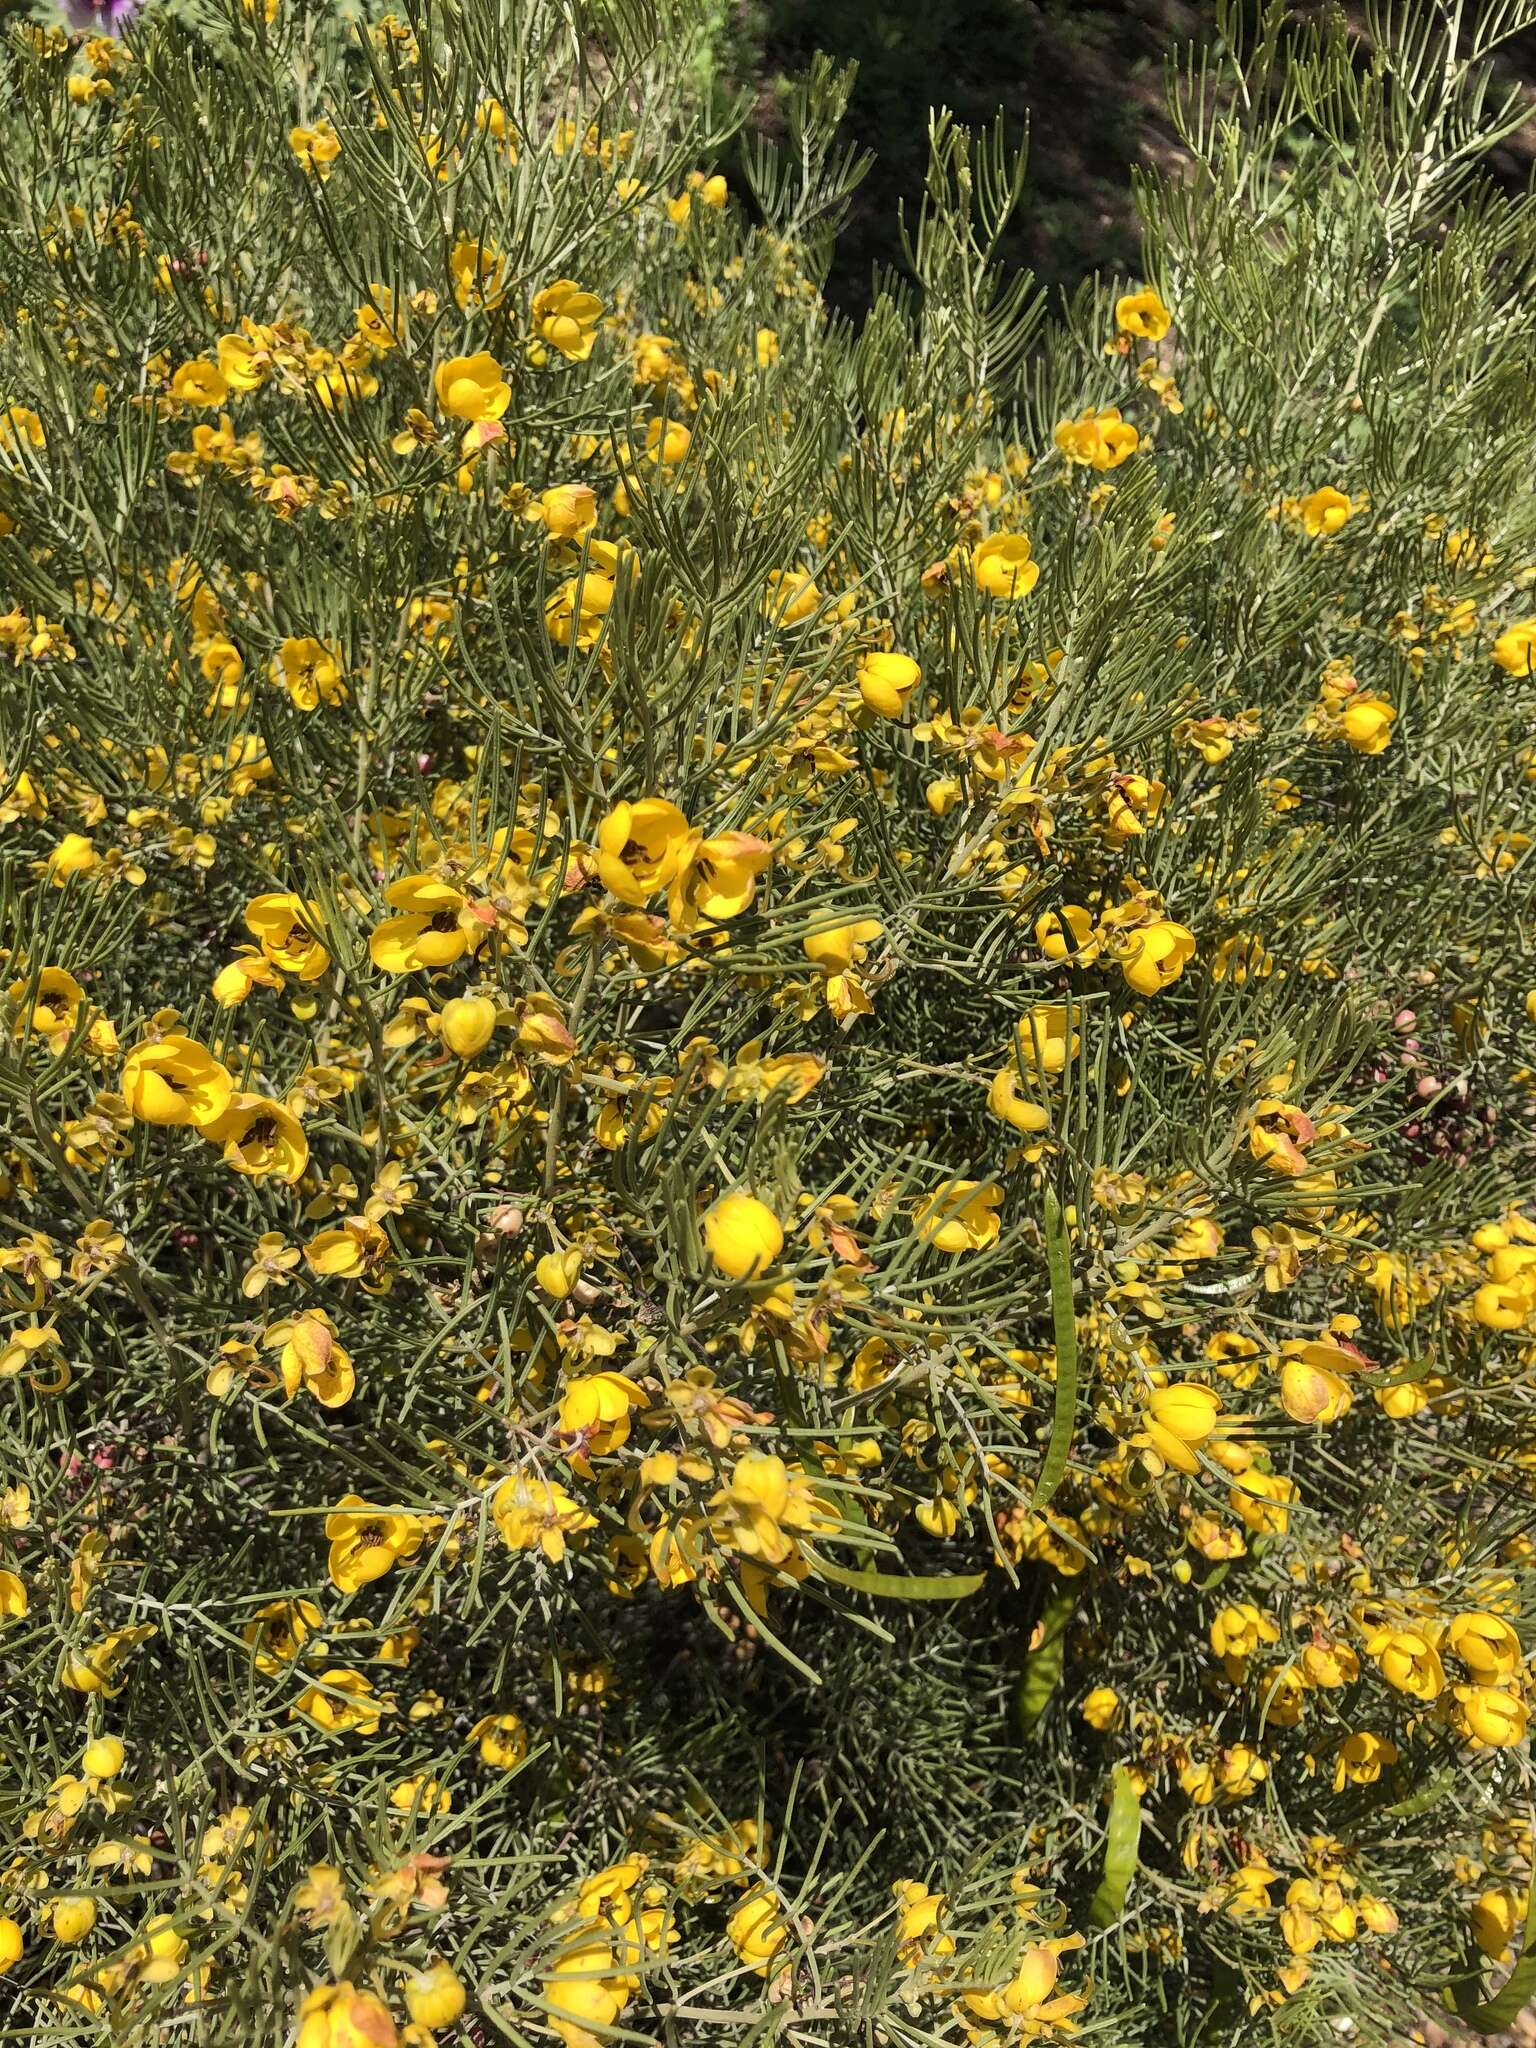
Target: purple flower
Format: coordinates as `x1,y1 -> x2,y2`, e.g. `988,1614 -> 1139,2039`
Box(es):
62,0 -> 140,33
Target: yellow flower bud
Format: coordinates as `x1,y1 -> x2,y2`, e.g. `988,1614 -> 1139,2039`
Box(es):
1278,1359 -> 1351,1424
82,1735 -> 125,1778
439,994 -> 497,1059
1471,1885 -> 1524,1960
535,1247 -> 584,1300
703,1192 -> 784,1280
1081,1686 -> 1122,1731
50,1894 -> 97,1943
405,1962 -> 466,2029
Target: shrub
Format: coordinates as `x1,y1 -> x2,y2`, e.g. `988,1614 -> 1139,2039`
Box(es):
1,1 -> 1535,2042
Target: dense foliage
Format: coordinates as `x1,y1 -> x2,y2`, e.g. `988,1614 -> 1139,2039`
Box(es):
2,0 -> 1536,2041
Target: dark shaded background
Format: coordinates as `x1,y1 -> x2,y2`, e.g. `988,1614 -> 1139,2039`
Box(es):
715,0 -> 1536,309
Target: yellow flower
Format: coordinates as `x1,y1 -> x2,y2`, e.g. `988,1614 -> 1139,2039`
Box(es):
245,892 -> 331,979
10,965 -> 86,1052
293,1865 -> 348,1927
1036,904 -> 1098,963
0,404 -> 45,452
269,1310 -> 356,1407
1055,405 -> 1139,468
1471,1886 -> 1524,1962
438,993 -> 498,1059
48,831 -> 100,879
369,874 -> 481,973
913,1179 -> 1002,1254
1248,1099 -> 1317,1177
542,1934 -> 628,2048
764,567 -> 823,623
1473,1256 -> 1536,1331
1014,1003 -> 1079,1079
1178,1754 -> 1217,1805
1136,1382 -> 1221,1474
468,1712 -> 528,1768
449,234 -> 507,309
988,1062 -> 1050,1134
703,1191 -> 784,1279
1229,1464 -> 1295,1534
536,1247 -> 583,1300
171,359 -> 229,408
306,1215 -> 390,1281
970,531 -> 1040,599
121,1033 -> 233,1127
0,1322 -> 68,1387
276,635 -> 346,711
243,1596 -> 323,1674
558,1371 -> 646,1455
81,1735 -> 125,1778
595,798 -> 693,904
531,279 -> 603,361
1447,1611 -> 1522,1681
49,1893 -> 97,1942
289,120 -> 341,178
1115,917 -> 1196,997
1081,1685 -> 1122,1731
962,1935 -> 1087,2032
405,1963 -> 465,2029
61,1624 -> 155,1695
0,1570 -> 26,1620
296,1981 -> 398,2048
1491,617 -> 1536,675
803,917 -> 882,975
1454,1683 -> 1528,1748
1365,1624 -> 1444,1699
857,650 -> 921,718
639,416 -> 691,466
353,287 -> 399,353
727,1887 -> 789,1974
492,1475 -> 596,1561
1331,1730 -> 1396,1790
533,482 -> 598,539
201,1093 -> 310,1182
1277,1356 -> 1351,1424
390,1773 -> 449,1814
294,1669 -> 388,1734
1220,1860 -> 1278,1920
212,948 -> 282,1006
1209,1601 -> 1280,1667
1115,287 -> 1171,339
710,1450 -> 832,1567
668,830 -> 772,927
325,1495 -> 425,1591
434,351 -> 510,422
1339,693 -> 1395,753
1297,485 -> 1353,536
0,1917 -> 20,1973
891,1878 -> 952,1959
545,549 -> 621,647
218,331 -> 271,391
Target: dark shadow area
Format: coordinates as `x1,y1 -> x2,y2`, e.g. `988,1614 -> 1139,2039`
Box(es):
718,0 -> 1214,310
718,0 -> 1536,312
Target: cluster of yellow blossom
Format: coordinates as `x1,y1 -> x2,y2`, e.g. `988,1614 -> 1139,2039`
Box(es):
0,1 -> 1534,2041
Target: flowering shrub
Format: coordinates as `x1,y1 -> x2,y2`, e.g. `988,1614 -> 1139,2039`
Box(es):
2,0 -> 1536,2041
